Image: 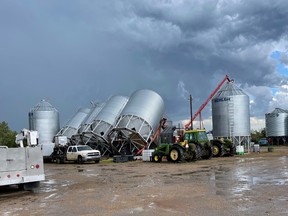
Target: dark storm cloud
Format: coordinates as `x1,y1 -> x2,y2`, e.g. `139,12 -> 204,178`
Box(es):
0,0 -> 288,131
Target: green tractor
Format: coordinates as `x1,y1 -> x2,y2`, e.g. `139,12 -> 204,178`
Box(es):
151,129 -> 213,163
211,138 -> 235,157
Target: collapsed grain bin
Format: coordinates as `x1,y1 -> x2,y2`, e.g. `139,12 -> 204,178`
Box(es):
109,89 -> 165,155
29,99 -> 60,157
265,108 -> 288,145
55,107 -> 91,143
83,95 -> 129,155
212,81 -> 250,146
78,102 -> 105,134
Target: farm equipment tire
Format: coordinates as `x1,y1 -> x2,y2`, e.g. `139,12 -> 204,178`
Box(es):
212,142 -> 224,157
229,146 -> 236,156
152,153 -> 162,163
195,145 -> 202,160
202,146 -> 213,159
77,156 -> 83,164
169,145 -> 183,163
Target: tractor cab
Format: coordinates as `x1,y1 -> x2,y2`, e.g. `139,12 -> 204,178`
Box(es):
183,129 -> 209,144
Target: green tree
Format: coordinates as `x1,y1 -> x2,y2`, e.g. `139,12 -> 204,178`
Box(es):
0,121 -> 17,147
251,128 -> 266,143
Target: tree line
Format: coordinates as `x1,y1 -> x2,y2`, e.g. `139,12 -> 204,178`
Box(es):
0,121 -> 18,147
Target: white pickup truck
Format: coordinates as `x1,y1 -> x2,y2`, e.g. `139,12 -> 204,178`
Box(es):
52,144 -> 101,164
66,145 -> 101,163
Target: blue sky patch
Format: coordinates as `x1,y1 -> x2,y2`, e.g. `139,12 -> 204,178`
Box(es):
271,51 -> 288,76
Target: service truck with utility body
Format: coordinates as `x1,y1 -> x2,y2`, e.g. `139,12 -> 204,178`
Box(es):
0,129 -> 45,191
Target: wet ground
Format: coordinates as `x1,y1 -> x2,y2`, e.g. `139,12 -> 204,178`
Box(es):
1,146 -> 288,216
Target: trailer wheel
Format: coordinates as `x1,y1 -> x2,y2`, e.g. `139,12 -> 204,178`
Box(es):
152,153 -> 162,163
169,146 -> 183,163
78,156 -> 83,164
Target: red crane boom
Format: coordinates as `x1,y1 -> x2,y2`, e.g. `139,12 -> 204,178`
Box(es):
185,75 -> 231,129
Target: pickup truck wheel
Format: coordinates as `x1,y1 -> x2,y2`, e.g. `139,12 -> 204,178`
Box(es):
77,156 -> 83,164
95,160 -> 100,163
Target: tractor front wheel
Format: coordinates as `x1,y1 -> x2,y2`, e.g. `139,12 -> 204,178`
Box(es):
152,153 -> 162,163
212,142 -> 224,157
169,146 -> 183,163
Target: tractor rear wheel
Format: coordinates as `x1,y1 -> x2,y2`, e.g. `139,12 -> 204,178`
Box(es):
169,145 -> 183,163
202,146 -> 213,159
195,145 -> 202,160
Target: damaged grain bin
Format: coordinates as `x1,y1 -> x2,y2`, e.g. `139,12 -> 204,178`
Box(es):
109,89 -> 165,155
55,107 -> 91,144
85,95 -> 129,155
78,102 -> 105,134
71,102 -> 106,145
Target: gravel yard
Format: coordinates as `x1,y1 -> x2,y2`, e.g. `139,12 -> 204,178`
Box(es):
1,146 -> 288,216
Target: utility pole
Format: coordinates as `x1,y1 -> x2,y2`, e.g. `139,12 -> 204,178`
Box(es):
189,94 -> 193,130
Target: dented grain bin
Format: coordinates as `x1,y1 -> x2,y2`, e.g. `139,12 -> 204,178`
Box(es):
56,107 -> 91,141
109,89 -> 165,155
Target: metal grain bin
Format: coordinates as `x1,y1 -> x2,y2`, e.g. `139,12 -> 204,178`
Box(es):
110,89 -> 165,154
212,82 -> 250,145
29,99 -> 60,144
116,89 -> 164,138
56,107 -> 91,139
29,99 -> 60,158
90,95 -> 129,142
78,102 -> 105,134
265,108 -> 288,137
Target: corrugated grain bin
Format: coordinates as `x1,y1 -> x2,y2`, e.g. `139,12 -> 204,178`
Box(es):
90,95 -> 129,141
56,107 -> 91,139
29,99 -> 60,157
115,89 -> 165,141
29,99 -> 60,144
265,108 -> 288,137
212,82 -> 250,137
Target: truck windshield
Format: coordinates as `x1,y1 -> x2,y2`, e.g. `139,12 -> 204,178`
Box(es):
77,146 -> 93,151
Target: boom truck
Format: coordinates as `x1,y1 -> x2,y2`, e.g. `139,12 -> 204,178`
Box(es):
0,129 -> 45,190
151,75 -> 235,162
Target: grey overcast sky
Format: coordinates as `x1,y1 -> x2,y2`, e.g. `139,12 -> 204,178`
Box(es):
1,0 -> 288,132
